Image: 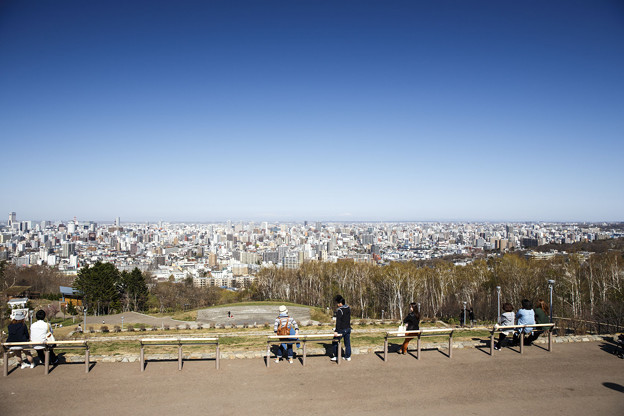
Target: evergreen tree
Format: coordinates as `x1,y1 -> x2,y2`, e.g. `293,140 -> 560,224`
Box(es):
74,262 -> 120,315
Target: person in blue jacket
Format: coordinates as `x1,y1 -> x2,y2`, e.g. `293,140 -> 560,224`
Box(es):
513,299 -> 535,345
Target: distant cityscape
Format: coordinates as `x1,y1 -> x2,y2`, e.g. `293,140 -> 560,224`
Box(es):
2,212 -> 623,290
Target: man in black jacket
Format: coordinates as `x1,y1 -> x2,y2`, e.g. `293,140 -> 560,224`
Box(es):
332,295 -> 351,361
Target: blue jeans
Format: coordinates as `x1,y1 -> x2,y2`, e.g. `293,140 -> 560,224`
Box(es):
277,343 -> 293,359
333,328 -> 351,358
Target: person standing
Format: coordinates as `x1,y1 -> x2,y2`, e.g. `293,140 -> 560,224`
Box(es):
7,311 -> 35,369
273,305 -> 299,364
332,295 -> 351,362
399,302 -> 420,354
31,310 -> 58,365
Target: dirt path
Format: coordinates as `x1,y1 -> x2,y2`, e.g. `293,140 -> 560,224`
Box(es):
1,342 -> 623,415
197,305 -> 312,326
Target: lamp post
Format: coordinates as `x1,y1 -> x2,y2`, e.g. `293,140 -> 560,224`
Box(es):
121,316 -> 124,331
548,280 -> 555,323
462,302 -> 467,327
417,302 -> 421,314
381,310 -> 384,321
496,286 -> 501,321
83,306 -> 87,334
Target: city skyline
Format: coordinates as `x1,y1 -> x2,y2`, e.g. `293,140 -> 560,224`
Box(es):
2,1 -> 623,222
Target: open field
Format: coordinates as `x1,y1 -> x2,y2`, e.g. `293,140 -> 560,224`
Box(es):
1,341 -> 623,415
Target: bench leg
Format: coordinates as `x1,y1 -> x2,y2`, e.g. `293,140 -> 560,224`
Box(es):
140,346 -> 145,372
520,332 -> 524,354
85,347 -> 90,374
216,344 -> 220,370
178,345 -> 183,371
266,343 -> 271,368
44,348 -> 50,375
490,333 -> 495,357
417,335 -> 421,360
383,338 -> 388,362
3,348 -> 7,377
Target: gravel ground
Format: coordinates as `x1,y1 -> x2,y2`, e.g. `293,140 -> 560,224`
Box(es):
1,341 -> 623,415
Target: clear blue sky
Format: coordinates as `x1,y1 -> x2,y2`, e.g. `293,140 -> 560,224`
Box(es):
1,1 -> 623,223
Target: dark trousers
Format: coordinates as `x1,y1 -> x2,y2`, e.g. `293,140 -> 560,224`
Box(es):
496,333 -> 508,348
35,348 -> 57,363
333,328 -> 351,358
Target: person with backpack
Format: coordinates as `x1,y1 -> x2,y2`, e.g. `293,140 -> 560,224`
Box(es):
332,295 -> 351,362
273,305 -> 299,364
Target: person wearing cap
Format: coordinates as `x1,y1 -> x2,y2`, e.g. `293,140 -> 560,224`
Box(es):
31,310 -> 59,365
273,305 -> 299,364
7,311 -> 35,369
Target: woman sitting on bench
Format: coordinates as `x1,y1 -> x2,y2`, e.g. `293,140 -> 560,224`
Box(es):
494,303 -> 515,350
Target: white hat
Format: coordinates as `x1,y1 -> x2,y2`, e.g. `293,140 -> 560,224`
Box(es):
279,305 -> 288,314
13,310 -> 26,320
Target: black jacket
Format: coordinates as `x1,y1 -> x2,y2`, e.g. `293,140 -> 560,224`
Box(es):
335,305 -> 351,331
403,312 -> 420,331
8,322 -> 29,343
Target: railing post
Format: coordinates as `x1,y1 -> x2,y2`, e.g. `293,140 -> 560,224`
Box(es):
520,329 -> 524,355
178,342 -> 182,371
85,344 -> 90,374
3,347 -> 8,377
140,343 -> 145,372
215,342 -> 220,370
448,331 -> 453,359
302,340 -> 307,367
417,334 -> 421,360
266,340 -> 271,368
490,330 -> 495,357
383,335 -> 388,362
44,347 -> 50,375
337,336 -> 341,365
548,329 -> 552,352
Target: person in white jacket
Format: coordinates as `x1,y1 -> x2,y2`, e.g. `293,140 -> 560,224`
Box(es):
30,310 -> 58,365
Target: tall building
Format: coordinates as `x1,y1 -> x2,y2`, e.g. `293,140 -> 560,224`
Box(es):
115,217 -> 121,227
8,212 -> 16,227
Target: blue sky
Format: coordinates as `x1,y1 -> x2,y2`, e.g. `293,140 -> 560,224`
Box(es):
1,1 -> 623,223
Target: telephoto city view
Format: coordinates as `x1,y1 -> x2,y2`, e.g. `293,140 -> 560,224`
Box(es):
1,1 -> 623,415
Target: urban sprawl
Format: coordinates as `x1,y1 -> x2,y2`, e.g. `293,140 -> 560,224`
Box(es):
2,212 -> 622,290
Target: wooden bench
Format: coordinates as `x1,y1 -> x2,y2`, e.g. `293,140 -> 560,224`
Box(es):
489,323 -> 555,356
139,337 -> 220,371
266,334 -> 342,367
384,328 -> 456,361
2,340 -> 90,376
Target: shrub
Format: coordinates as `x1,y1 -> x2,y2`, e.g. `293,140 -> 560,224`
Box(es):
101,325 -> 109,333
88,326 -> 94,333
113,325 -> 121,333
185,324 -> 191,330
197,323 -> 203,330
164,325 -> 170,331
263,323 -> 270,329
152,325 -> 158,331
209,323 -> 216,329
127,325 -> 135,332
138,324 -> 146,331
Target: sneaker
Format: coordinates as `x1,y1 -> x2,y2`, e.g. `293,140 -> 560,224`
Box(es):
345,357 -> 351,361
274,358 -> 280,363
330,357 -> 337,361
20,362 -> 29,369
288,358 -> 293,364
493,346 -> 500,351
29,363 -> 35,369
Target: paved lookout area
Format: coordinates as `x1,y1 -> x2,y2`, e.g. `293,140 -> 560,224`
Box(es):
1,342 -> 623,415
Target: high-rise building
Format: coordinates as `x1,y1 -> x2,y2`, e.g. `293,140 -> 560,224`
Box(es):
8,212 -> 16,227
115,217 -> 121,227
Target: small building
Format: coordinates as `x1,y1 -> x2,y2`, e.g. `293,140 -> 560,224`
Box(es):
60,286 -> 83,307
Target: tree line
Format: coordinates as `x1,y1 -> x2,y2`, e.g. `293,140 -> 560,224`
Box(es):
251,251 -> 623,325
